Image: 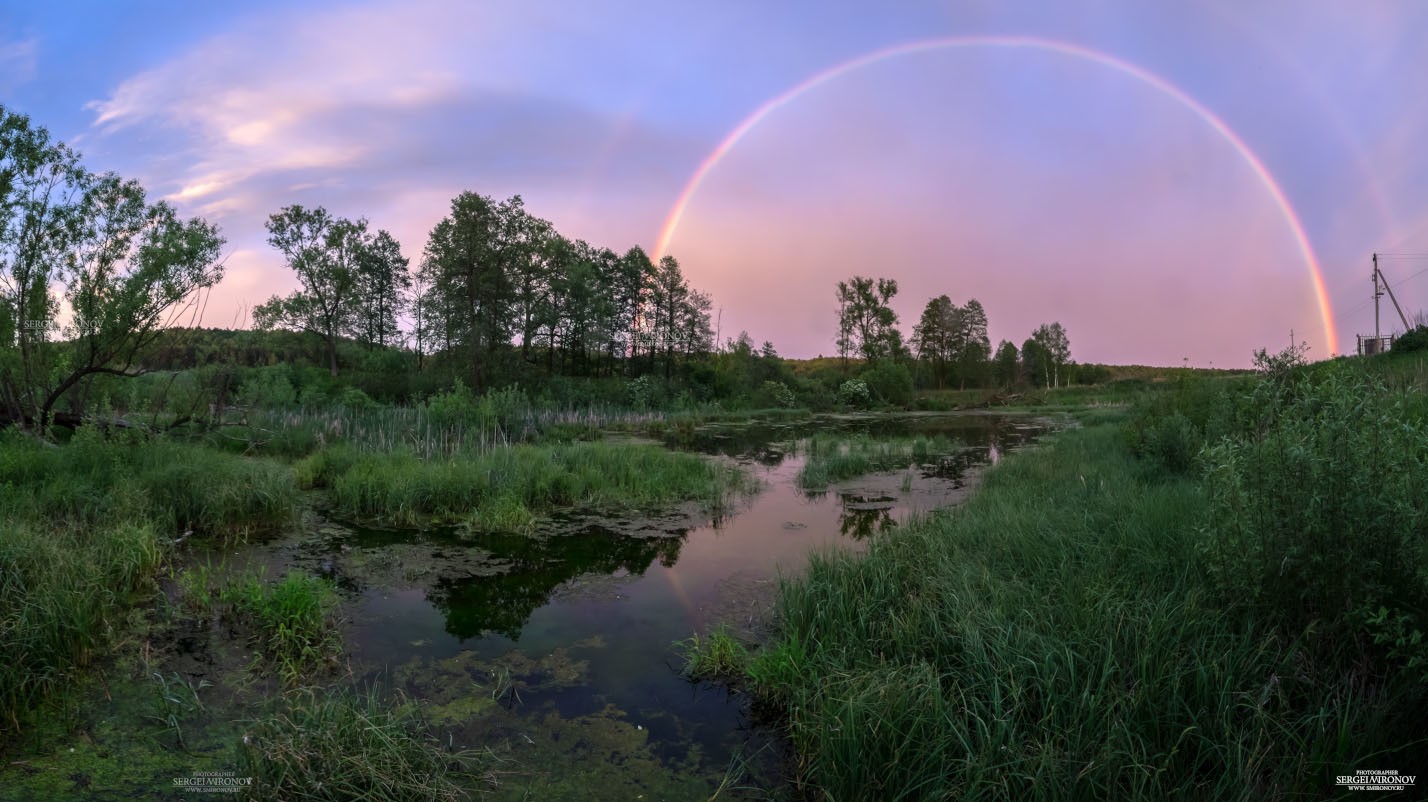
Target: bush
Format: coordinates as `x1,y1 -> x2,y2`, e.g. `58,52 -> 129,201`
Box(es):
859,361 -> 914,406
836,379 -> 871,409
758,380 -> 797,409
1391,325 -> 1428,353
239,370 -> 298,408
1198,363 -> 1428,674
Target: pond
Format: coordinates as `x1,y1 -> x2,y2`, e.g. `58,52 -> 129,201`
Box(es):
229,412 -> 1051,798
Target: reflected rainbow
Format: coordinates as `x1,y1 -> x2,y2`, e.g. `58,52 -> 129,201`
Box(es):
654,35 -> 1338,356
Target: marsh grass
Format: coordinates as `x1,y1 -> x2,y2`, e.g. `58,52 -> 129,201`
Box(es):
795,433 -> 956,490
0,428 -> 298,734
212,403 -> 672,460
679,626 -> 751,682
0,429 -> 296,538
239,687 -> 484,801
221,571 -> 342,686
0,518 -> 162,732
756,422 -> 1425,800
146,670 -> 211,751
302,441 -> 750,530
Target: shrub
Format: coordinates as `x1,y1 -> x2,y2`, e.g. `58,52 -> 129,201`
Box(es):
1391,325 -> 1428,354
759,380 -> 797,409
859,361 -> 914,406
1198,363 -> 1428,674
836,379 -> 871,409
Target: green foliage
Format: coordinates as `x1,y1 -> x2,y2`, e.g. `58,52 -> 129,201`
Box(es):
0,428 -> 296,537
238,369 -> 298,408
836,276 -> 904,363
797,433 -> 955,490
1390,324 -> 1428,353
836,379 -> 871,409
221,571 -> 342,685
758,380 -> 797,409
239,687 -> 481,801
679,626 -> 750,681
858,360 -> 914,406
145,670 -> 211,751
1198,361 -> 1428,675
0,105 -> 225,427
0,518 -> 161,731
758,422 -> 1424,799
307,441 -> 749,528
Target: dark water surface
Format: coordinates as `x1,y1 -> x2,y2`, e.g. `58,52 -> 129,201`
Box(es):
272,412 -> 1051,797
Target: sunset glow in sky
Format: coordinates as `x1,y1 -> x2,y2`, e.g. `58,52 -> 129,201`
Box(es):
6,0 -> 1428,366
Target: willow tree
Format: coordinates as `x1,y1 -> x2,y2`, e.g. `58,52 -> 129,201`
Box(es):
0,106 -> 224,428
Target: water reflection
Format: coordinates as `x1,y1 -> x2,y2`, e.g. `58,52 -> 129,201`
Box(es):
287,412 -> 1053,797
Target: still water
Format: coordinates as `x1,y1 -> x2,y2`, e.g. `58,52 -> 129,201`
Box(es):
276,413 -> 1050,797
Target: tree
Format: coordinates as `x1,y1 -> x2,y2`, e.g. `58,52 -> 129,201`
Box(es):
953,298 -> 991,389
992,339 -> 1019,386
352,229 -> 410,349
1,106 -> 225,428
836,276 -> 902,363
913,295 -> 957,389
1031,322 -> 1071,388
1021,336 -> 1048,388
643,255 -> 711,378
253,206 -> 367,377
419,192 -> 525,388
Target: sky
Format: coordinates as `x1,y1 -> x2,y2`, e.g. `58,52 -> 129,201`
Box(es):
5,0 -> 1428,367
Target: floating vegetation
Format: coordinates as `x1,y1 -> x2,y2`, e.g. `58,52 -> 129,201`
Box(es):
795,433 -> 958,490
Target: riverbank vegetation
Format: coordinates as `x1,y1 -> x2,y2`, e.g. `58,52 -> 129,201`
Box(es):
296,440 -> 751,529
699,350 -> 1427,800
8,101 -> 1426,799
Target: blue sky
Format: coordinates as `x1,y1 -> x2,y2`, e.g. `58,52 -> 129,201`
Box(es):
4,0 -> 1428,365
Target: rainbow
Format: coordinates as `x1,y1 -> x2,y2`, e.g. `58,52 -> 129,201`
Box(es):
654,35 -> 1338,356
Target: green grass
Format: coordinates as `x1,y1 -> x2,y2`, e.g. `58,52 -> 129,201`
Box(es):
796,433 -> 956,490
679,626 -> 751,682
239,687 -> 484,801
0,428 -> 298,734
299,441 -> 750,529
0,428 -> 297,538
221,571 -> 342,686
752,420 -> 1424,800
0,518 -> 163,732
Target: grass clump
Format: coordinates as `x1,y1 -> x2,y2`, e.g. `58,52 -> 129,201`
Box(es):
0,518 -> 162,731
679,626 -> 751,682
796,433 -> 956,490
757,417 -> 1426,800
239,687 -> 482,801
222,571 -> 342,685
305,441 -> 749,530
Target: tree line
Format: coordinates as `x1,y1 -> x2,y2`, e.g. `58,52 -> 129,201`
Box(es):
835,274 -> 1074,391
254,193 -> 714,389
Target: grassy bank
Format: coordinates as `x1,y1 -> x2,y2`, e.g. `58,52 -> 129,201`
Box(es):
0,430 -> 298,733
740,412 -> 1425,800
296,440 -> 750,530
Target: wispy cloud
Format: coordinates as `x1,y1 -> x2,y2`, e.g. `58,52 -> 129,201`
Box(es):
0,35 -> 38,96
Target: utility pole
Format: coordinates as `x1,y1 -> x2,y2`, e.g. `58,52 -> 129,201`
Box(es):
1372,252 -> 1411,345
1374,253 -> 1382,343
